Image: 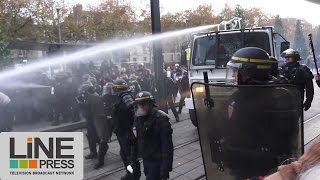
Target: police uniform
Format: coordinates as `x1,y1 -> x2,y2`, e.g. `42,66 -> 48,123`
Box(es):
76,82 -> 100,160
131,91 -> 173,180
279,49 -> 314,111
89,92 -> 112,169
221,47 -> 302,178
0,92 -> 13,132
112,79 -> 141,180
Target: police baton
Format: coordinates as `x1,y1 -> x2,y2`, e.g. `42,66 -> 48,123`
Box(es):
308,34 -> 319,75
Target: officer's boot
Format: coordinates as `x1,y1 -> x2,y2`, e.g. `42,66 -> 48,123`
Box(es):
94,141 -> 109,169
132,162 -> 141,180
85,136 -> 97,159
175,115 -> 180,122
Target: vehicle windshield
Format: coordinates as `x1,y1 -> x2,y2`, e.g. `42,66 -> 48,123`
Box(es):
192,32 -> 271,68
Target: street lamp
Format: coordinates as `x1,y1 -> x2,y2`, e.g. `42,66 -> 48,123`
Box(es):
56,7 -> 62,44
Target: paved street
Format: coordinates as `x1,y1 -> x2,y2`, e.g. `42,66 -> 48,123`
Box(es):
11,81 -> 320,180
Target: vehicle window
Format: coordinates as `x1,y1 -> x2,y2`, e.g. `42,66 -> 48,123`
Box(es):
192,32 -> 271,68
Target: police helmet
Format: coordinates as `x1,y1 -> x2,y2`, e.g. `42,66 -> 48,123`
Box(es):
79,81 -> 94,94
102,82 -> 114,96
113,79 -> 129,92
135,91 -> 157,106
281,48 -> 301,61
226,47 -> 274,84
138,63 -> 144,68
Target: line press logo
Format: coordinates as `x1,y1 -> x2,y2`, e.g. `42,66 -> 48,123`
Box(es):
0,132 -> 83,180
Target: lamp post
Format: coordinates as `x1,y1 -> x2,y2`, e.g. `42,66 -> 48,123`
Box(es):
56,7 -> 62,44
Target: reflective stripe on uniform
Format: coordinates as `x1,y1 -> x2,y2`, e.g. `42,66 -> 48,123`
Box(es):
186,48 -> 190,61
135,96 -> 153,101
113,84 -> 127,88
231,56 -> 274,63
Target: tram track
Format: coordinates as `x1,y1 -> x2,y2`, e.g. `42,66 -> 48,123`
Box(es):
303,113 -> 320,147
84,113 -> 320,180
193,113 -> 320,180
86,138 -> 199,180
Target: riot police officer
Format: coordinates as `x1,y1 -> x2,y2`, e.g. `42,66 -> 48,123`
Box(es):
279,49 -> 314,111
76,82 -> 100,161
131,91 -> 173,180
112,79 -> 141,180
89,76 -> 102,96
0,92 -> 13,132
91,83 -> 113,169
222,47 -> 302,178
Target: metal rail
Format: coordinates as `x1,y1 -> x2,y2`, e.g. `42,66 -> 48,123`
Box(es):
86,138 -> 199,180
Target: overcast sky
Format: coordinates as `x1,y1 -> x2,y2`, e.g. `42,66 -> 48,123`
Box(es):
66,0 -> 320,26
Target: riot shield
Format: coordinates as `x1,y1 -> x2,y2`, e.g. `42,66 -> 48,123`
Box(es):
191,83 -> 303,180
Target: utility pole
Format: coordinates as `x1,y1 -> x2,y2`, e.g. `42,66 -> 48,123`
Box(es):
56,8 -> 62,44
150,0 -> 167,112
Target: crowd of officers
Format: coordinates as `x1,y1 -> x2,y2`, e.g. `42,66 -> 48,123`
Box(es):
0,61 -> 188,180
0,62 -> 188,128
0,47 -> 320,179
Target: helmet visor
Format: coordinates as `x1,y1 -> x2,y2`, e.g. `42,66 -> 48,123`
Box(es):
102,85 -> 113,96
226,61 -> 242,85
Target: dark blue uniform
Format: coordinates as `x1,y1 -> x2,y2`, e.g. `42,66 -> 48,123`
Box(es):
113,91 -> 141,180
279,62 -> 314,110
0,92 -> 13,132
131,109 -> 173,180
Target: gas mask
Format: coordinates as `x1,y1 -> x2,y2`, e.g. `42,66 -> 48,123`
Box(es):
135,103 -> 151,117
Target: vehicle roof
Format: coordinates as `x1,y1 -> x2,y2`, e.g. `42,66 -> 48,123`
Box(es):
193,26 -> 273,37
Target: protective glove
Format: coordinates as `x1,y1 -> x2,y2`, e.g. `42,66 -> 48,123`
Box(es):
126,165 -> 133,174
303,101 -> 311,111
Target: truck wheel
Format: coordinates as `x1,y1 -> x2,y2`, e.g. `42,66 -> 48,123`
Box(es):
189,109 -> 198,127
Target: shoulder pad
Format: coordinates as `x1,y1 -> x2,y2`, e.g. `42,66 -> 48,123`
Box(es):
122,94 -> 135,108
155,110 -> 170,119
299,65 -> 314,79
154,110 -> 172,135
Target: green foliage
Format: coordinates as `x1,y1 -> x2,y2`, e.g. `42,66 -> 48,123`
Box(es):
274,15 -> 285,38
293,20 -> 308,59
274,15 -> 286,57
0,29 -> 11,68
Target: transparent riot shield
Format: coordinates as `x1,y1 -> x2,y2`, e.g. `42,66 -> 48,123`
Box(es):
191,83 -> 303,180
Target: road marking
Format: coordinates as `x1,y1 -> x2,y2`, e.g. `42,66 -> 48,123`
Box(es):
304,113 -> 320,124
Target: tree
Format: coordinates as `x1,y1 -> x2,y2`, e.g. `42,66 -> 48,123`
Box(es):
293,20 -> 308,59
0,29 -> 10,68
182,4 -> 219,27
245,7 -> 272,27
219,4 -> 234,21
274,15 -> 286,57
234,4 -> 246,28
274,15 -> 285,37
